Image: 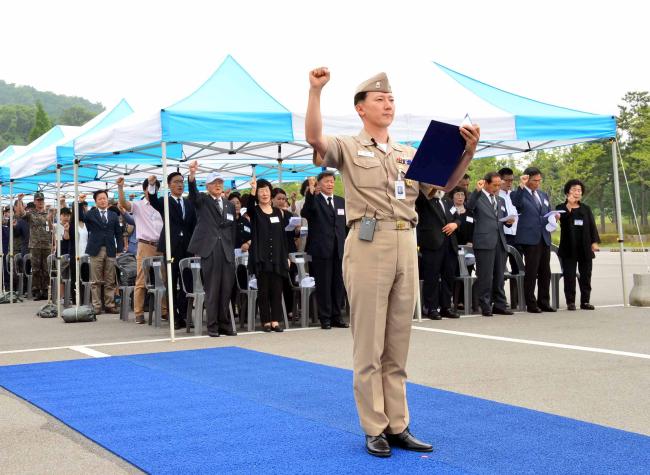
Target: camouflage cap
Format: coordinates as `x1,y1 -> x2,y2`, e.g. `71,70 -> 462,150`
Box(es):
354,72 -> 392,96
33,192 -> 45,200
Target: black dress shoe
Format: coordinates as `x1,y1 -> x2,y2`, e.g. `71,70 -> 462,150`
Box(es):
527,307 -> 542,313
365,434 -> 391,458
320,323 -> 332,330
539,305 -> 557,312
219,328 -> 237,336
492,307 -> 514,315
481,311 -> 493,317
580,303 -> 595,310
271,325 -> 284,332
440,308 -> 460,318
331,320 -> 350,328
174,320 -> 186,330
385,427 -> 433,453
208,332 -> 220,337
428,310 -> 442,320
567,303 -> 577,311
263,325 -> 272,332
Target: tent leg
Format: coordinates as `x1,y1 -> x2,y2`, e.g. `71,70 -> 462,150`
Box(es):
612,140 -> 627,307
161,142 -> 176,342
0,182 -> 3,295
73,160 -> 81,307
9,181 -> 14,303
56,166 -> 62,318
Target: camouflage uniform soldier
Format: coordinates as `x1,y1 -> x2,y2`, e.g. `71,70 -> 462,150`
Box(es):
15,192 -> 52,300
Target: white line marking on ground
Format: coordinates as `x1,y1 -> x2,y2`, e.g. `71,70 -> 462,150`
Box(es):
412,326 -> 650,360
69,346 -> 111,358
0,326 -> 319,356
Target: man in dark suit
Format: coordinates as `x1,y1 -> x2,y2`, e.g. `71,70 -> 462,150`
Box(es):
79,190 -> 124,314
510,167 -> 557,313
415,189 -> 460,319
301,170 -> 348,329
187,161 -> 237,337
466,173 -> 515,317
148,172 -> 197,329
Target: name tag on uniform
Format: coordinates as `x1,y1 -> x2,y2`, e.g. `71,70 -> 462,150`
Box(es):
544,199 -> 549,207
45,224 -> 50,232
450,206 -> 457,214
466,216 -> 474,223
574,219 -> 584,226
244,226 -> 251,233
395,180 -> 406,200
501,206 -> 506,212
269,216 -> 280,224
357,150 -> 375,158
226,213 -> 234,221
337,209 -> 345,216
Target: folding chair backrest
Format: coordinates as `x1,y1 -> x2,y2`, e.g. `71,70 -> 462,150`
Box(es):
47,254 -> 56,274
506,245 -> 525,274
80,255 -> 90,282
456,245 -> 473,277
179,257 -> 203,294
150,256 -> 165,288
14,253 -> 23,274
550,244 -> 563,273
236,264 -> 249,291
289,252 -> 310,281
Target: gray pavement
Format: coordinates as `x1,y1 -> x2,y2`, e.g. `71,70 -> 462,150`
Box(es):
0,252 -> 649,473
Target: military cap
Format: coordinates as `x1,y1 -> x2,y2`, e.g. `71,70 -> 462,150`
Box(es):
33,192 -> 45,200
354,72 -> 392,95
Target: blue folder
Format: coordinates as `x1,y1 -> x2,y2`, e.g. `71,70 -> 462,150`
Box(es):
405,119 -> 470,191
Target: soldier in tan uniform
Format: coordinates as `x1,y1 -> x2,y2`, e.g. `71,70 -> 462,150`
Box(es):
306,68 -> 480,457
15,192 -> 53,301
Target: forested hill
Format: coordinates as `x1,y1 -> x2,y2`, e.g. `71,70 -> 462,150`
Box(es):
0,80 -> 105,150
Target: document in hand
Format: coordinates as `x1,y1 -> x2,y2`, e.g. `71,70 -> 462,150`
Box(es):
499,214 -> 519,223
405,119 -> 473,191
285,216 -> 303,231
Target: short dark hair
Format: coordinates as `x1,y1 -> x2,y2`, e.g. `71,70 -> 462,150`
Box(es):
317,171 -> 335,182
498,167 -> 514,177
256,179 -> 273,194
228,191 -> 241,201
564,179 -> 585,195
93,190 -> 108,201
300,179 -> 310,197
523,166 -> 542,178
143,178 -> 160,192
272,187 -> 286,198
484,171 -> 500,184
447,186 -> 468,201
60,207 -> 71,216
354,91 -> 368,106
167,172 -> 183,185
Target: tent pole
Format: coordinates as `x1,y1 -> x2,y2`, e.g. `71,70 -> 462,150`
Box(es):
73,160 -> 81,307
277,144 -> 283,184
56,166 -> 62,318
0,181 -> 3,295
9,180 -> 14,303
612,140 -> 627,306
161,142 -> 176,342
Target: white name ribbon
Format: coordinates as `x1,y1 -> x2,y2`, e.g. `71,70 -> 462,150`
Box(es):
544,199 -> 549,206
226,213 -> 234,221
574,219 -> 584,226
337,209 -> 345,216
466,216 -> 474,223
244,226 -> 251,233
357,150 -> 375,158
270,216 -> 280,224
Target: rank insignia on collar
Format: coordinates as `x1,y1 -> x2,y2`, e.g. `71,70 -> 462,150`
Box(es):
396,157 -> 412,165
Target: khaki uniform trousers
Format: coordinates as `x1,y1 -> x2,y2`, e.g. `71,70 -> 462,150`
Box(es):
90,246 -> 117,311
29,247 -> 50,296
343,225 -> 418,436
134,241 -> 167,317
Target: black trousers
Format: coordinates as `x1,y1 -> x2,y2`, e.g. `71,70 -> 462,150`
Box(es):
257,271 -> 284,324
521,239 -> 551,309
474,245 -> 508,312
202,248 -> 235,333
560,257 -> 593,305
421,241 -> 456,312
311,255 -> 345,324
171,246 -> 190,321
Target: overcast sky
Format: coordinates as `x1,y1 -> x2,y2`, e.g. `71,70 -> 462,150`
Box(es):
1,0 -> 647,118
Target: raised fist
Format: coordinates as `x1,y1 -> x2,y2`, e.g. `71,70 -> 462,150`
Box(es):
148,175 -> 157,186
476,179 -> 486,191
116,176 -> 125,187
188,160 -> 199,175
309,67 -> 330,89
520,175 -> 529,187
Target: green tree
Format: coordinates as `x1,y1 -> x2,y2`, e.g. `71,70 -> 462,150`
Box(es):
27,101 -> 52,142
0,104 -> 36,148
59,106 -> 97,126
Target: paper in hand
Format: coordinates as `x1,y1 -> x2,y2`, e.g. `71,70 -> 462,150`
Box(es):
499,214 -> 519,223
544,210 -> 565,218
284,216 -> 302,231
405,119 -> 472,191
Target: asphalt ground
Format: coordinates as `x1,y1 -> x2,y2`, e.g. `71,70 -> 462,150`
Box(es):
0,252 -> 648,473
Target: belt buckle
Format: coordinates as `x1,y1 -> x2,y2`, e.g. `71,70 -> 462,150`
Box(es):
395,220 -> 408,230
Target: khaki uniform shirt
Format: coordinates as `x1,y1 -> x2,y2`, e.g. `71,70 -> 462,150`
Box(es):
323,129 -> 433,226
24,210 -> 52,249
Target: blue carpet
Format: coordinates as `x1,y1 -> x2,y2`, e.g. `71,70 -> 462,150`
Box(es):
0,347 -> 648,474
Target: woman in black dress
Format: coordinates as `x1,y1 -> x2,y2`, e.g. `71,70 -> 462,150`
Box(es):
246,177 -> 289,332
556,179 -> 600,311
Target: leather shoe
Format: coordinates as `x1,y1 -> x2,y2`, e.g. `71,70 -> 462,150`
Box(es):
262,325 -> 272,332
539,305 -> 557,312
320,323 -> 332,330
428,310 -> 442,320
440,308 -> 460,318
365,434 -> 391,458
219,328 -> 237,336
492,307 -> 513,315
385,427 -> 433,453
481,311 -> 493,317
331,320 -> 350,328
271,325 -> 284,332
208,332 -> 220,337
567,303 -> 577,311
580,303 -> 595,310
174,319 -> 186,330
104,307 -> 120,314
527,307 -> 542,313
135,315 -> 145,324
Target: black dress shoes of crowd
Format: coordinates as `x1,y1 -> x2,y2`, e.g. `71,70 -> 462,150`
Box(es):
218,327 -> 237,336
321,320 -> 349,329
366,427 -> 434,457
539,304 -> 556,312
492,307 -> 514,315
365,434 -> 391,457
580,303 -> 595,310
440,308 -> 459,318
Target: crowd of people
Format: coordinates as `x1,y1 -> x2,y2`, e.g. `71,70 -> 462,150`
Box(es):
1,162 -> 601,329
